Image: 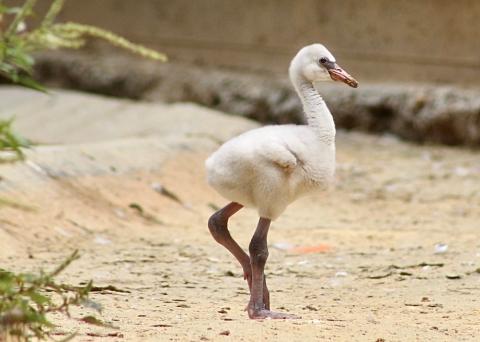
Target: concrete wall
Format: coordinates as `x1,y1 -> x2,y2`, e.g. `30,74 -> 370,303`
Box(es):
43,0 -> 480,85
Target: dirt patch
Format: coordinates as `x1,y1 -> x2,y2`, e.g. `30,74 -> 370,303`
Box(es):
1,131 -> 479,341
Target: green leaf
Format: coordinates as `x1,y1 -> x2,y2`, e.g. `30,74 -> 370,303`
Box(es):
25,291 -> 51,306
21,272 -> 39,284
0,273 -> 15,294
0,62 -> 20,81
6,47 -> 35,73
0,6 -> 22,15
0,251 -> 100,341
24,309 -> 53,327
0,269 -> 14,281
16,74 -> 47,92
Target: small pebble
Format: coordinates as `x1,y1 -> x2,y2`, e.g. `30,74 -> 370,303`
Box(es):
272,242 -> 294,250
445,274 -> 461,280
94,236 -> 112,245
434,243 -> 448,254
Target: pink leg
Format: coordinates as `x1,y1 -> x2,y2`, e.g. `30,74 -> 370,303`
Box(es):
247,217 -> 300,320
208,203 -> 270,308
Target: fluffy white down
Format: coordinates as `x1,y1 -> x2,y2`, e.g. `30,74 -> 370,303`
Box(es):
205,124 -> 335,220
205,43 -> 353,221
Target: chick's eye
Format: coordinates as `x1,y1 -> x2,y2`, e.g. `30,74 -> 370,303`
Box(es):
320,57 -> 328,64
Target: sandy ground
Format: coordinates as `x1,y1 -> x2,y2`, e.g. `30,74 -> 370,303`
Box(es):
1,89 -> 480,341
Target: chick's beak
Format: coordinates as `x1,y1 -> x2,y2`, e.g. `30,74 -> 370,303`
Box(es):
328,64 -> 358,88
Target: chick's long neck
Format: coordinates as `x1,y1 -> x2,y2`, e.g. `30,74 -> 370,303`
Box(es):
295,80 -> 336,144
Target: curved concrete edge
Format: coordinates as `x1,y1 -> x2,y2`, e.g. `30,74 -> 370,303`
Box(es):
34,51 -> 480,146
0,87 -> 259,191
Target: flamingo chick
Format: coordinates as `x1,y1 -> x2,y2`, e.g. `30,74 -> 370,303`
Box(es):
206,44 -> 358,319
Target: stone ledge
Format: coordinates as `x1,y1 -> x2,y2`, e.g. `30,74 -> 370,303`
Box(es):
34,50 -> 480,146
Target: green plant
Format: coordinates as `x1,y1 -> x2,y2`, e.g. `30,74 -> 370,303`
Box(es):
0,250 -> 106,341
0,0 -> 167,91
0,0 -> 167,159
0,118 -> 30,161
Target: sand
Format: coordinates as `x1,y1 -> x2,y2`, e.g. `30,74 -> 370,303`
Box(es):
1,88 -> 479,341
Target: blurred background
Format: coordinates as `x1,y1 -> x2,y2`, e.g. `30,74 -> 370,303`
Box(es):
38,0 -> 480,84
29,0 -> 480,146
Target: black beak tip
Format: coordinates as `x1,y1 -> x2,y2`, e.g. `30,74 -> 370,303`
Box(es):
348,80 -> 359,88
